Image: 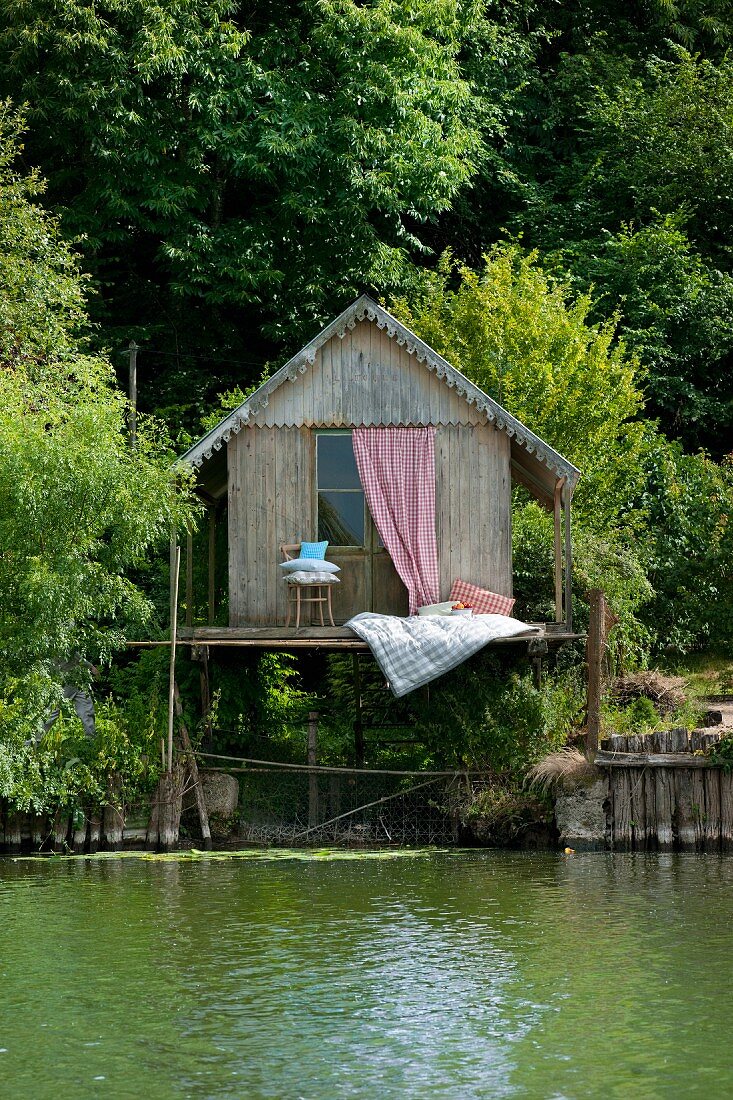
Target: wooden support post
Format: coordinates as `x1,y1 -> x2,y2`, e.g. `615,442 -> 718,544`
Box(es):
553,479 -> 565,623
185,528 -> 194,629
586,589 -> 606,759
563,488 -> 573,632
174,683 -> 212,850
353,652 -> 364,766
157,763 -> 185,853
199,645 -> 213,751
168,541 -> 181,773
308,711 -> 319,828
208,507 -> 216,626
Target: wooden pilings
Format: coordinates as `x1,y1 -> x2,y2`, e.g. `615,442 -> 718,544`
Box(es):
598,728 -> 733,851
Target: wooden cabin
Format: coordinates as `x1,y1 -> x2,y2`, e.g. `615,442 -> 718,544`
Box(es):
179,295 -> 580,643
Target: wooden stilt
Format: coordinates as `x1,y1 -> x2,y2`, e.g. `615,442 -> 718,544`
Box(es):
353,652 -> 364,766
199,645 -> 213,751
157,763 -> 185,853
308,711 -> 319,827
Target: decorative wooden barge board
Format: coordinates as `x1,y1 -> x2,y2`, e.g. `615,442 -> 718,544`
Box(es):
178,294 -> 580,634
596,729 -> 733,852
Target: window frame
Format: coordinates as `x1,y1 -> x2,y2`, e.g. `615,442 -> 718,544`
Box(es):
315,429 -> 367,549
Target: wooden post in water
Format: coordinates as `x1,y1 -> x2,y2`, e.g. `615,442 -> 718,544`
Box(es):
308,711 -> 319,828
157,763 -> 185,853
586,589 -> 606,759
103,775 -> 124,850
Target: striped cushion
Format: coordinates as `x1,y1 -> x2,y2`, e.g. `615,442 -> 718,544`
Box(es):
450,579 -> 515,617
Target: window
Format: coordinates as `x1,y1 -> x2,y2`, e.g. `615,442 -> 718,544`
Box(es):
316,432 -> 364,546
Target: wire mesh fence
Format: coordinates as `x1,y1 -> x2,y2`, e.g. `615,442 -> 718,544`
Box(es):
235,768 -> 461,846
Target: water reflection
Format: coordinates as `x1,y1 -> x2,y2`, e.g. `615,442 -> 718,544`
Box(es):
1,852 -> 732,1098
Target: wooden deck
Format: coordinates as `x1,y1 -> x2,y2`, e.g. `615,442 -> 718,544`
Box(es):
167,623 -> 583,651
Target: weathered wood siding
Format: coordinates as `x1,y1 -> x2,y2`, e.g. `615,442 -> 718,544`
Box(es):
228,420 -> 512,626
229,426 -> 313,626
435,423 -> 512,600
249,321 -> 486,428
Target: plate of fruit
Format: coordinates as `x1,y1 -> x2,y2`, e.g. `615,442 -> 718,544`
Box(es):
450,602 -> 473,617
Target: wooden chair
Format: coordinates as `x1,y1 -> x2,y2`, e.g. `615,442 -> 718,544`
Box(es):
281,543 -> 337,630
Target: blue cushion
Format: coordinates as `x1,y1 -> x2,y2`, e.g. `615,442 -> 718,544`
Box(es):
280,558 -> 340,574
300,540 -> 328,559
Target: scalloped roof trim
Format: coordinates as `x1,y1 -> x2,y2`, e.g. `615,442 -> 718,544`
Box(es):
178,294 -> 581,489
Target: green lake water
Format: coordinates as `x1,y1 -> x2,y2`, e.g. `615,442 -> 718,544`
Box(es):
1,849 -> 732,1099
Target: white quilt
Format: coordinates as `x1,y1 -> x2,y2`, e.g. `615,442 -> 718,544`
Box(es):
345,612 -> 538,697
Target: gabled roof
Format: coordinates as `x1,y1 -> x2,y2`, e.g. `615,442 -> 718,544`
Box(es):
180,294 -> 580,502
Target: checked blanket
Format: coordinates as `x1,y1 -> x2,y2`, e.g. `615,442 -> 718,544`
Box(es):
345,612 -> 538,698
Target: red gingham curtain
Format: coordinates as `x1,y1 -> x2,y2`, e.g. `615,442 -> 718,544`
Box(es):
352,427 -> 440,615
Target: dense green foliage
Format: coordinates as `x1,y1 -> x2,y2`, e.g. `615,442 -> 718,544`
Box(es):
391,251 -> 733,660
0,105 -> 194,818
0,0 -> 481,413
1,1 -> 733,793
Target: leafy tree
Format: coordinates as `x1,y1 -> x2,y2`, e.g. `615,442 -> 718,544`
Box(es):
0,0 -> 481,394
390,245 -> 646,526
630,438 -> 733,654
562,215 -> 733,447
0,105 -> 195,732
